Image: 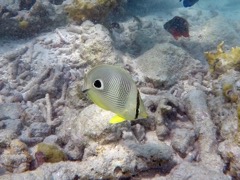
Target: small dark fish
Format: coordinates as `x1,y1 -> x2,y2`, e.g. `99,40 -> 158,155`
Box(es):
110,22 -> 120,30
164,16 -> 189,40
180,0 -> 199,7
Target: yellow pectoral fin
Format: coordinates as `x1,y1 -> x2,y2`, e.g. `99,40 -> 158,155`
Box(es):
109,115 -> 126,124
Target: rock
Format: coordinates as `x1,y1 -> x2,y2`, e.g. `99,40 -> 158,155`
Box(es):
18,122 -> 51,146
43,135 -> 59,144
0,103 -> 22,120
22,106 -> 46,126
70,104 -> 125,144
171,128 -> 196,158
123,131 -> 174,166
166,162 -> 231,180
0,130 -> 17,148
0,0 -> 67,37
0,139 -> 32,173
19,130 -> 44,146
29,122 -> 51,137
0,144 -> 138,179
1,119 -> 23,135
64,140 -> 84,161
220,119 -> 237,140
156,124 -> 170,141
0,0 -> 14,7
82,142 -> 98,159
202,16 -> 240,49
65,80 -> 89,109
135,43 -> 197,89
184,89 -> 224,172
131,123 -> 146,142
78,21 -> 119,66
218,140 -> 240,179
0,165 -> 6,176
134,142 -> 173,163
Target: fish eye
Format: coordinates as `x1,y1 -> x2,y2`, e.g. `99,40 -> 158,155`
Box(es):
93,79 -> 104,90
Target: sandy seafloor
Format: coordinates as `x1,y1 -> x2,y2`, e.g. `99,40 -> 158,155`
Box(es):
1,0 -> 240,179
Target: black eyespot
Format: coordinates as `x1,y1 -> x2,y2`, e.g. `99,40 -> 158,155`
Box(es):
93,79 -> 102,89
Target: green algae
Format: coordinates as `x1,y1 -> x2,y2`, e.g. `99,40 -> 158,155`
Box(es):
36,143 -> 67,163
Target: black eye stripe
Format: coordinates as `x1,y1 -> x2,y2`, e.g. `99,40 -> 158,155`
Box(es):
135,90 -> 140,119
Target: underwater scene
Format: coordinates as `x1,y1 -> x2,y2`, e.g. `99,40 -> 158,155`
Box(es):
0,0 -> 240,179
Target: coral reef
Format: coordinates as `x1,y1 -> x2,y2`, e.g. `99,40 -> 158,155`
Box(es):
1,0 -> 240,179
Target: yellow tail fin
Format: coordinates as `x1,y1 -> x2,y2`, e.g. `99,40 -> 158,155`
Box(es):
109,115 -> 126,124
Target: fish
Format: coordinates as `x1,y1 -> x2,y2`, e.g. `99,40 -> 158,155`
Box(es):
180,0 -> 199,7
110,22 -> 120,30
163,16 -> 189,40
82,64 -> 148,124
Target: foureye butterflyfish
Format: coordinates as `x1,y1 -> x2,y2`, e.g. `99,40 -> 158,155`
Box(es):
82,64 -> 148,124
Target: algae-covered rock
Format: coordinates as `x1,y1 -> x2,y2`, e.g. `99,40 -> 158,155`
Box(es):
35,143 -> 67,163
65,0 -> 118,23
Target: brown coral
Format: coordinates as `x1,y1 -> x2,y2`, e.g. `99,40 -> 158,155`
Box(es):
65,0 -> 118,23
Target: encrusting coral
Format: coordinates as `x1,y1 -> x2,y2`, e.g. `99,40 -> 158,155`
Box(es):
65,0 -> 118,23
222,83 -> 239,103
19,20 -> 29,30
204,41 -> 240,76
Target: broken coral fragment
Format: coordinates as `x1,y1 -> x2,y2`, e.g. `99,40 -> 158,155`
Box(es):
205,41 -> 240,75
